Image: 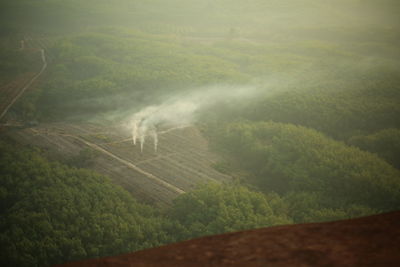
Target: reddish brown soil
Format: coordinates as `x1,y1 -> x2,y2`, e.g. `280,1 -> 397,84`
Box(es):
56,211 -> 400,267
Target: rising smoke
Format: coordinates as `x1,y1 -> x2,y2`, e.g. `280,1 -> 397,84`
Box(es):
126,85 -> 259,153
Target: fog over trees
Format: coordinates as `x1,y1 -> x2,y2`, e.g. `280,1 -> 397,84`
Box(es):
0,0 -> 399,266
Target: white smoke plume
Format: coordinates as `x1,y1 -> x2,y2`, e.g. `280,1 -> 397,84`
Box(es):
151,129 -> 158,152
126,85 -> 259,153
132,120 -> 138,145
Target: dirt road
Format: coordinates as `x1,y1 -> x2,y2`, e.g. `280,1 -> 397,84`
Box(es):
0,47 -> 47,121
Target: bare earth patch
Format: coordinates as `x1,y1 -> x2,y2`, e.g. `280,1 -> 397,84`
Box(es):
56,211 -> 400,267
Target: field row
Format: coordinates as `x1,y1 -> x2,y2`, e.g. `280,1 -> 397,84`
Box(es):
6,123 -> 230,206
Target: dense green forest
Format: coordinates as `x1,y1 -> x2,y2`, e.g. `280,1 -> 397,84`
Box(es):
0,141 -> 171,266
0,141 -> 288,266
1,0 -> 400,266
210,121 -> 398,219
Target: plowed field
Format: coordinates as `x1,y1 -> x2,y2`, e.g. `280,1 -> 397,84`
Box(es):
7,123 -> 231,206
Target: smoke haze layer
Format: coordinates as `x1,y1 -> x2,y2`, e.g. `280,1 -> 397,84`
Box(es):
124,85 -> 259,152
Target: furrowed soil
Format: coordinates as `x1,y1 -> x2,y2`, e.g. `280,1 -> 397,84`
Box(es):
5,123 -> 231,206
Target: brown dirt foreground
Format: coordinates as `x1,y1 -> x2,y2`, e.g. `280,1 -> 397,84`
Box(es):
55,211 -> 400,267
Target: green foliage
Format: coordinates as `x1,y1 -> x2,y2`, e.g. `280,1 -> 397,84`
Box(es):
33,30 -> 248,120
283,191 -> 377,223
169,183 -> 291,239
244,77 -> 400,140
213,121 -> 400,212
0,142 -> 296,266
1,0 -> 400,265
348,129 -> 400,169
0,142 -> 172,267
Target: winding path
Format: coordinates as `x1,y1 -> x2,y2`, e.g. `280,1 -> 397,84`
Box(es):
0,48 -> 47,121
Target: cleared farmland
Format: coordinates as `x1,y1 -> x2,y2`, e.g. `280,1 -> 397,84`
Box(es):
1,36 -> 231,206
6,122 -> 231,206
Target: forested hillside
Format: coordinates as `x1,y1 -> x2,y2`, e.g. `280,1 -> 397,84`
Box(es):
210,121 -> 399,222
0,141 -> 172,266
0,0 -> 399,266
0,141 -> 289,266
